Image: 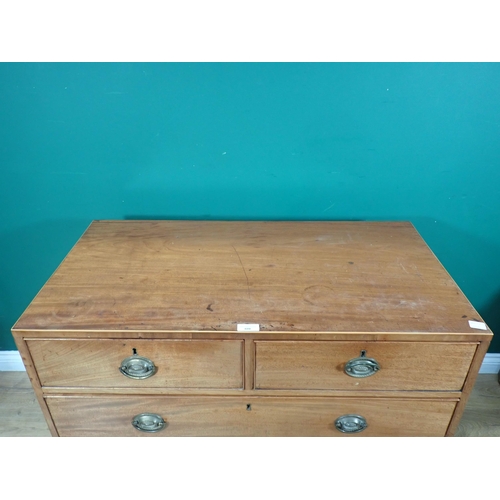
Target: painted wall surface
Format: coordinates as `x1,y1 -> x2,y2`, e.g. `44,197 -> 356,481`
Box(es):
1,63 -> 499,351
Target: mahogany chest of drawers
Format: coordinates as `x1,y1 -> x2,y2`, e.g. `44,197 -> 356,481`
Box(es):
12,220 -> 492,436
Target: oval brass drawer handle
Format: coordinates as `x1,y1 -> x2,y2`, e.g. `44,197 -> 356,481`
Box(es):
132,413 -> 166,433
120,355 -> 157,379
344,351 -> 380,378
335,414 -> 367,434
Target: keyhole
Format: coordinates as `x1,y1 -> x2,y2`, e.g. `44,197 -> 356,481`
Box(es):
132,348 -> 137,355
360,350 -> 366,357
246,404 -> 252,411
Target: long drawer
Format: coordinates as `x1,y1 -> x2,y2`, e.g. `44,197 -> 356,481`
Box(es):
255,341 -> 477,391
27,339 -> 244,389
46,396 -> 457,437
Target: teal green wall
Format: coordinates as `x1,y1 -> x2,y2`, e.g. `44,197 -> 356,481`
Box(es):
1,63 -> 499,351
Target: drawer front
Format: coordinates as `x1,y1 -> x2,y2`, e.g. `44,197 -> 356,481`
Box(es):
46,396 -> 457,437
255,341 -> 477,391
27,339 -> 243,389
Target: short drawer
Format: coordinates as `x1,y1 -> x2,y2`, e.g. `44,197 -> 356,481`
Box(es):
255,341 -> 477,391
46,396 -> 457,437
27,339 -> 243,389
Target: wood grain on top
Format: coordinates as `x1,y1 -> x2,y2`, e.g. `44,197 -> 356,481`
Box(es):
12,220 -> 491,334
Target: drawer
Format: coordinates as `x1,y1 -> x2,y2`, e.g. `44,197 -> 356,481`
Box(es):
46,396 -> 457,437
255,341 -> 477,391
27,339 -> 243,389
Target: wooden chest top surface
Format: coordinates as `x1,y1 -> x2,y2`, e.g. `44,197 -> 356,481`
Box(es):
13,220 -> 491,336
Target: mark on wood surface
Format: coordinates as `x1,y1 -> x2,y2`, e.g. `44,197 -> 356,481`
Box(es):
207,303 -> 214,312
303,285 -> 336,308
232,245 -> 251,299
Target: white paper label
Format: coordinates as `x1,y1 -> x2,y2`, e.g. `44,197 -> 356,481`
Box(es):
468,320 -> 487,330
237,323 -> 260,332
